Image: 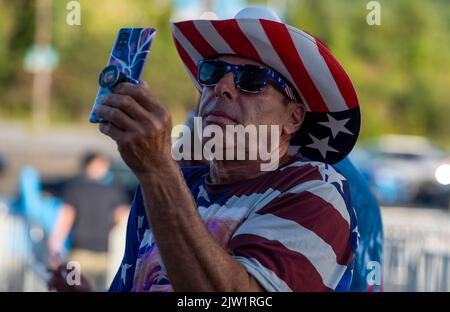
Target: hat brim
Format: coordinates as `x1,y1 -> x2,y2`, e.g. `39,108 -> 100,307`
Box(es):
171,18 -> 360,164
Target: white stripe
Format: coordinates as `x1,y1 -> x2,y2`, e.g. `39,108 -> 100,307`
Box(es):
227,188 -> 281,217
198,202 -> 248,222
285,179 -> 350,226
234,256 -> 292,292
171,23 -> 203,63
280,159 -> 320,171
287,26 -> 348,112
236,20 -> 310,110
171,23 -> 203,90
197,188 -> 282,222
232,213 -> 347,289
193,20 -> 234,54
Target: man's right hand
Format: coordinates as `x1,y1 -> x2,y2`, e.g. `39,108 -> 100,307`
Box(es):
47,264 -> 92,292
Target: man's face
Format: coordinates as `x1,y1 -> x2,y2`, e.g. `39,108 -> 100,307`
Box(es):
197,55 -> 299,161
198,55 -> 289,130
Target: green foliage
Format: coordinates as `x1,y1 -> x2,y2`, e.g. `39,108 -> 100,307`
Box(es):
0,0 -> 448,146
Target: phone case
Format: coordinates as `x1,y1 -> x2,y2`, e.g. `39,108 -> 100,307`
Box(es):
89,28 -> 156,123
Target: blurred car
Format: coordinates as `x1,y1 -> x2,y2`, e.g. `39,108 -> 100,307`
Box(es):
349,135 -> 450,208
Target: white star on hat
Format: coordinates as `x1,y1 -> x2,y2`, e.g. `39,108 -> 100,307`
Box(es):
121,263 -> 132,285
318,114 -> 353,138
306,134 -> 339,159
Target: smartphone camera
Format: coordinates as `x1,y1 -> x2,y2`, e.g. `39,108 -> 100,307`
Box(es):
115,31 -> 130,51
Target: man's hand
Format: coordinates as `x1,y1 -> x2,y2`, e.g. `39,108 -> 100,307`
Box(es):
94,81 -> 174,180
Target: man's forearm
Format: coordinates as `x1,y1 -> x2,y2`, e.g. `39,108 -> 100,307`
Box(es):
137,161 -> 263,292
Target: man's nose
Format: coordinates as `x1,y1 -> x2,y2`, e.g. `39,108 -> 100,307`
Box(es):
214,72 -> 237,100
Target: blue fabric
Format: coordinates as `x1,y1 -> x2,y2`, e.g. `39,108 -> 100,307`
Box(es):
334,158 -> 383,292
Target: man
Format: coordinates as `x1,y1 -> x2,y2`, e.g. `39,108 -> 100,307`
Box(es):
47,152 -> 130,290
50,7 -> 360,292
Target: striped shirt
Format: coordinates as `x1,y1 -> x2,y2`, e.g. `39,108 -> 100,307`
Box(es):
109,154 -> 359,292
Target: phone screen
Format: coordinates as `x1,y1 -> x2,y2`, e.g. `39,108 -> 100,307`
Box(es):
89,28 -> 156,123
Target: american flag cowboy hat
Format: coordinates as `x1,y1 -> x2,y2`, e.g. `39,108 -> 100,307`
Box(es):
170,7 -> 361,164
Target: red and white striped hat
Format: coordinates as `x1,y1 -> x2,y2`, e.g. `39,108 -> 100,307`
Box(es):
171,7 -> 360,164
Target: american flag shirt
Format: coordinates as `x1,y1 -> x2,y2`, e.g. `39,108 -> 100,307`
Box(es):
109,154 -> 359,292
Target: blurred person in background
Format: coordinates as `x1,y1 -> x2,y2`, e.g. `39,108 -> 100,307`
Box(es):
47,152 -> 130,291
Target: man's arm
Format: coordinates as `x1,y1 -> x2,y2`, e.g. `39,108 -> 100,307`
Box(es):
138,161 -> 264,292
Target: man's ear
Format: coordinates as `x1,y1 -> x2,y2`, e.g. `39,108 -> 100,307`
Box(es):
283,102 -> 306,136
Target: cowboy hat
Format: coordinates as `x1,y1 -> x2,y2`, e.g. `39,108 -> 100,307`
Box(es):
170,7 -> 360,164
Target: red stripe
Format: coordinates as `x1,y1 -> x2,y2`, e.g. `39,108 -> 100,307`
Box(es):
173,38 -> 198,82
176,21 -> 218,58
230,234 -> 331,291
211,20 -> 261,62
257,191 -> 354,265
260,20 -> 329,112
315,38 -> 359,109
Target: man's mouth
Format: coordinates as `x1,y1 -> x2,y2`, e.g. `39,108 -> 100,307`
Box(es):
204,110 -> 237,125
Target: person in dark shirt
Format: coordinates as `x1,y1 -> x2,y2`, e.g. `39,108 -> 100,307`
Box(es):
47,152 -> 129,290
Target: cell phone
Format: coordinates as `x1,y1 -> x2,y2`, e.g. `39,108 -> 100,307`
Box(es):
89,28 -> 156,123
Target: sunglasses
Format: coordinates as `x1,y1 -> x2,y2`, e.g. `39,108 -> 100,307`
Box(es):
197,59 -> 299,102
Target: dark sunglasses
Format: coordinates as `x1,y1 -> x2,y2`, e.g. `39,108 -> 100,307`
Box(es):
197,59 -> 299,102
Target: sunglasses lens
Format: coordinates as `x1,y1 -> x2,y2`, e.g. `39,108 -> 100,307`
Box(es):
236,66 -> 267,92
198,61 -> 227,85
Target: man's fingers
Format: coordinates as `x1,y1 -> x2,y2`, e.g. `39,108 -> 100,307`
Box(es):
94,104 -> 139,132
114,81 -> 165,114
99,122 -> 126,143
101,93 -> 150,122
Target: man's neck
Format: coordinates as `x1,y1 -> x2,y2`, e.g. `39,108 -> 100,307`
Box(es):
208,147 -> 291,185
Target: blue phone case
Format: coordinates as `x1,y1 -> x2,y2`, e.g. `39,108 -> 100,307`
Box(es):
89,28 -> 156,123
